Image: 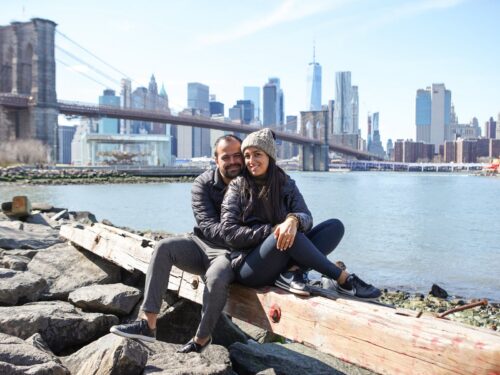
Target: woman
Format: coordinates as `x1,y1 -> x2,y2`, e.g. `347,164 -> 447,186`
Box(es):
221,128 -> 381,299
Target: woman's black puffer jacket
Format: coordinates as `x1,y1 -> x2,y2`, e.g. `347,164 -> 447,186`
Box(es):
221,174 -> 313,255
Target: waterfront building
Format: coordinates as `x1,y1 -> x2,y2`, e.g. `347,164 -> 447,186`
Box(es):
367,114 -> 372,149
456,138 -> 477,163
209,95 -> 224,116
98,89 -> 120,134
415,88 -> 431,143
444,141 -> 456,162
120,78 -> 132,135
58,125 -> 76,164
351,86 -> 359,135
394,139 -> 434,162
415,84 -> 452,151
333,71 -> 352,134
497,113 -> 500,139
485,117 -> 497,139
367,112 -> 385,158
386,139 -> 394,160
306,46 -> 322,111
491,139 -> 500,158
187,82 -> 211,157
283,115 -> 299,158
236,100 -> 254,124
263,78 -> 283,129
228,105 -> 242,122
244,86 -> 260,121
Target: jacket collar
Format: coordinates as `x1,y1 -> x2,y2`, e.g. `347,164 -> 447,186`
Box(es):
214,168 -> 227,190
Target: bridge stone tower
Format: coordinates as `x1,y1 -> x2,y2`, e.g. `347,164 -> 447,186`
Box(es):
0,18 -> 58,161
299,109 -> 329,171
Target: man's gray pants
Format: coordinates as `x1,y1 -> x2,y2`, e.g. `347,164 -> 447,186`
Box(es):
141,234 -> 234,339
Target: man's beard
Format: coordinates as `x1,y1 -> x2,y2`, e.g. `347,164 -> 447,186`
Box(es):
222,164 -> 242,179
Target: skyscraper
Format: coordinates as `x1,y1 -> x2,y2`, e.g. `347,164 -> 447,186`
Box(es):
415,84 -> 451,152
244,86 -> 260,121
485,117 -> 497,139
351,85 -> 359,135
263,78 -> 283,129
209,95 -> 224,116
306,46 -> 322,111
99,89 -> 120,134
333,72 -> 352,134
368,112 -> 385,158
187,82 -> 211,157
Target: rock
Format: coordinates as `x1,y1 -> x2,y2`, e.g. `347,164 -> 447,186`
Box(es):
212,314 -> 249,348
0,220 -> 62,250
0,268 -> 47,305
0,248 -> 40,258
0,252 -> 31,270
232,318 -> 280,344
229,341 -> 374,375
0,301 -> 119,354
430,284 -> 448,299
0,332 -> 69,374
67,211 -> 97,225
143,340 -> 233,375
62,333 -> 147,375
25,333 -> 61,363
28,243 -> 121,300
68,283 -> 142,315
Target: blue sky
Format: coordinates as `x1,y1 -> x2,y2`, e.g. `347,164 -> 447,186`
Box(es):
2,0 -> 499,142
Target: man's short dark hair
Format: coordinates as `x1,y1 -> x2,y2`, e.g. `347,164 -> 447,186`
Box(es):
213,134 -> 243,157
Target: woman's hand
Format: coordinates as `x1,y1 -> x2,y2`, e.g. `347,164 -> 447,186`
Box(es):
274,216 -> 298,251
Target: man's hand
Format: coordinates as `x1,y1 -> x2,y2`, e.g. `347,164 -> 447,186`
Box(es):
274,216 -> 298,251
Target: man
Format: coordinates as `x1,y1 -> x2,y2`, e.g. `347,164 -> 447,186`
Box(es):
110,134 -> 244,353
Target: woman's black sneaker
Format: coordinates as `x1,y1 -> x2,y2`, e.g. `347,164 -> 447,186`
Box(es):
110,319 -> 156,343
275,270 -> 310,296
337,274 -> 381,300
177,337 -> 212,353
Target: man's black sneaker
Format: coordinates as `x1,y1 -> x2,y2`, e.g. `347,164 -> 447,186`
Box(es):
110,319 -> 156,343
337,274 -> 381,300
177,337 -> 212,353
275,270 -> 310,296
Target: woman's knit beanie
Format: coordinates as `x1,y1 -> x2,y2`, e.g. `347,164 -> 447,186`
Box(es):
241,128 -> 277,161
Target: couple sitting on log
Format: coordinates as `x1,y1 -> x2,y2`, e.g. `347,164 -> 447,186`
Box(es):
110,128 -> 381,353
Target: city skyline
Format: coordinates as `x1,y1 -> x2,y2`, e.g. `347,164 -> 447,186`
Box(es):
1,0 -> 499,145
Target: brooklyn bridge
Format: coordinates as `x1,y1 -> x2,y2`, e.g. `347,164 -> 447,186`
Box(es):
0,18 -> 382,171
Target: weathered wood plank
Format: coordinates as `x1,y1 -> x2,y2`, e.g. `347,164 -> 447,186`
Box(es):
59,223 -> 500,375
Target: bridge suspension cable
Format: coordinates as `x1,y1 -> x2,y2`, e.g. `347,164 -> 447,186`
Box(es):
56,58 -> 109,88
56,30 -> 131,80
55,45 -> 122,87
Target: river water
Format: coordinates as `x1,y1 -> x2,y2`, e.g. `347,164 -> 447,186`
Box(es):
1,172 -> 499,301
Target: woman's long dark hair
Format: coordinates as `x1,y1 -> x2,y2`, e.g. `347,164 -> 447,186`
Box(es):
241,157 -> 287,225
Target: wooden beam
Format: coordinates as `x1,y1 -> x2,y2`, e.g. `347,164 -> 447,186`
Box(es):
60,223 -> 500,375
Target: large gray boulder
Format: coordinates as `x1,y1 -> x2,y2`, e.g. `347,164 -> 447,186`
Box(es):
62,333 -> 147,375
68,283 -> 142,315
0,221 -> 62,250
25,333 -> 61,364
0,301 -> 119,354
232,318 -> 280,344
0,252 -> 31,270
28,243 -> 121,300
229,341 -> 362,375
0,332 -> 69,375
0,268 -> 46,305
143,340 -> 233,375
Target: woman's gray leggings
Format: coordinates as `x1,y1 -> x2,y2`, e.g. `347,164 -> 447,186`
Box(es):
141,235 -> 234,339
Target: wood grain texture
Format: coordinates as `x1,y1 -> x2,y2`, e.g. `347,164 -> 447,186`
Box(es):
60,223 -> 500,375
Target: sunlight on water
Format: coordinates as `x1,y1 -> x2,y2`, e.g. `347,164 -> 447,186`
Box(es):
1,172 -> 499,301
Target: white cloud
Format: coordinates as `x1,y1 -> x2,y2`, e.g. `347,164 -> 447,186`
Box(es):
197,0 -> 350,46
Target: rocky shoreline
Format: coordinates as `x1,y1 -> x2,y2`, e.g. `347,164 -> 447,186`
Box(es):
0,166 -> 196,185
0,200 -> 498,374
